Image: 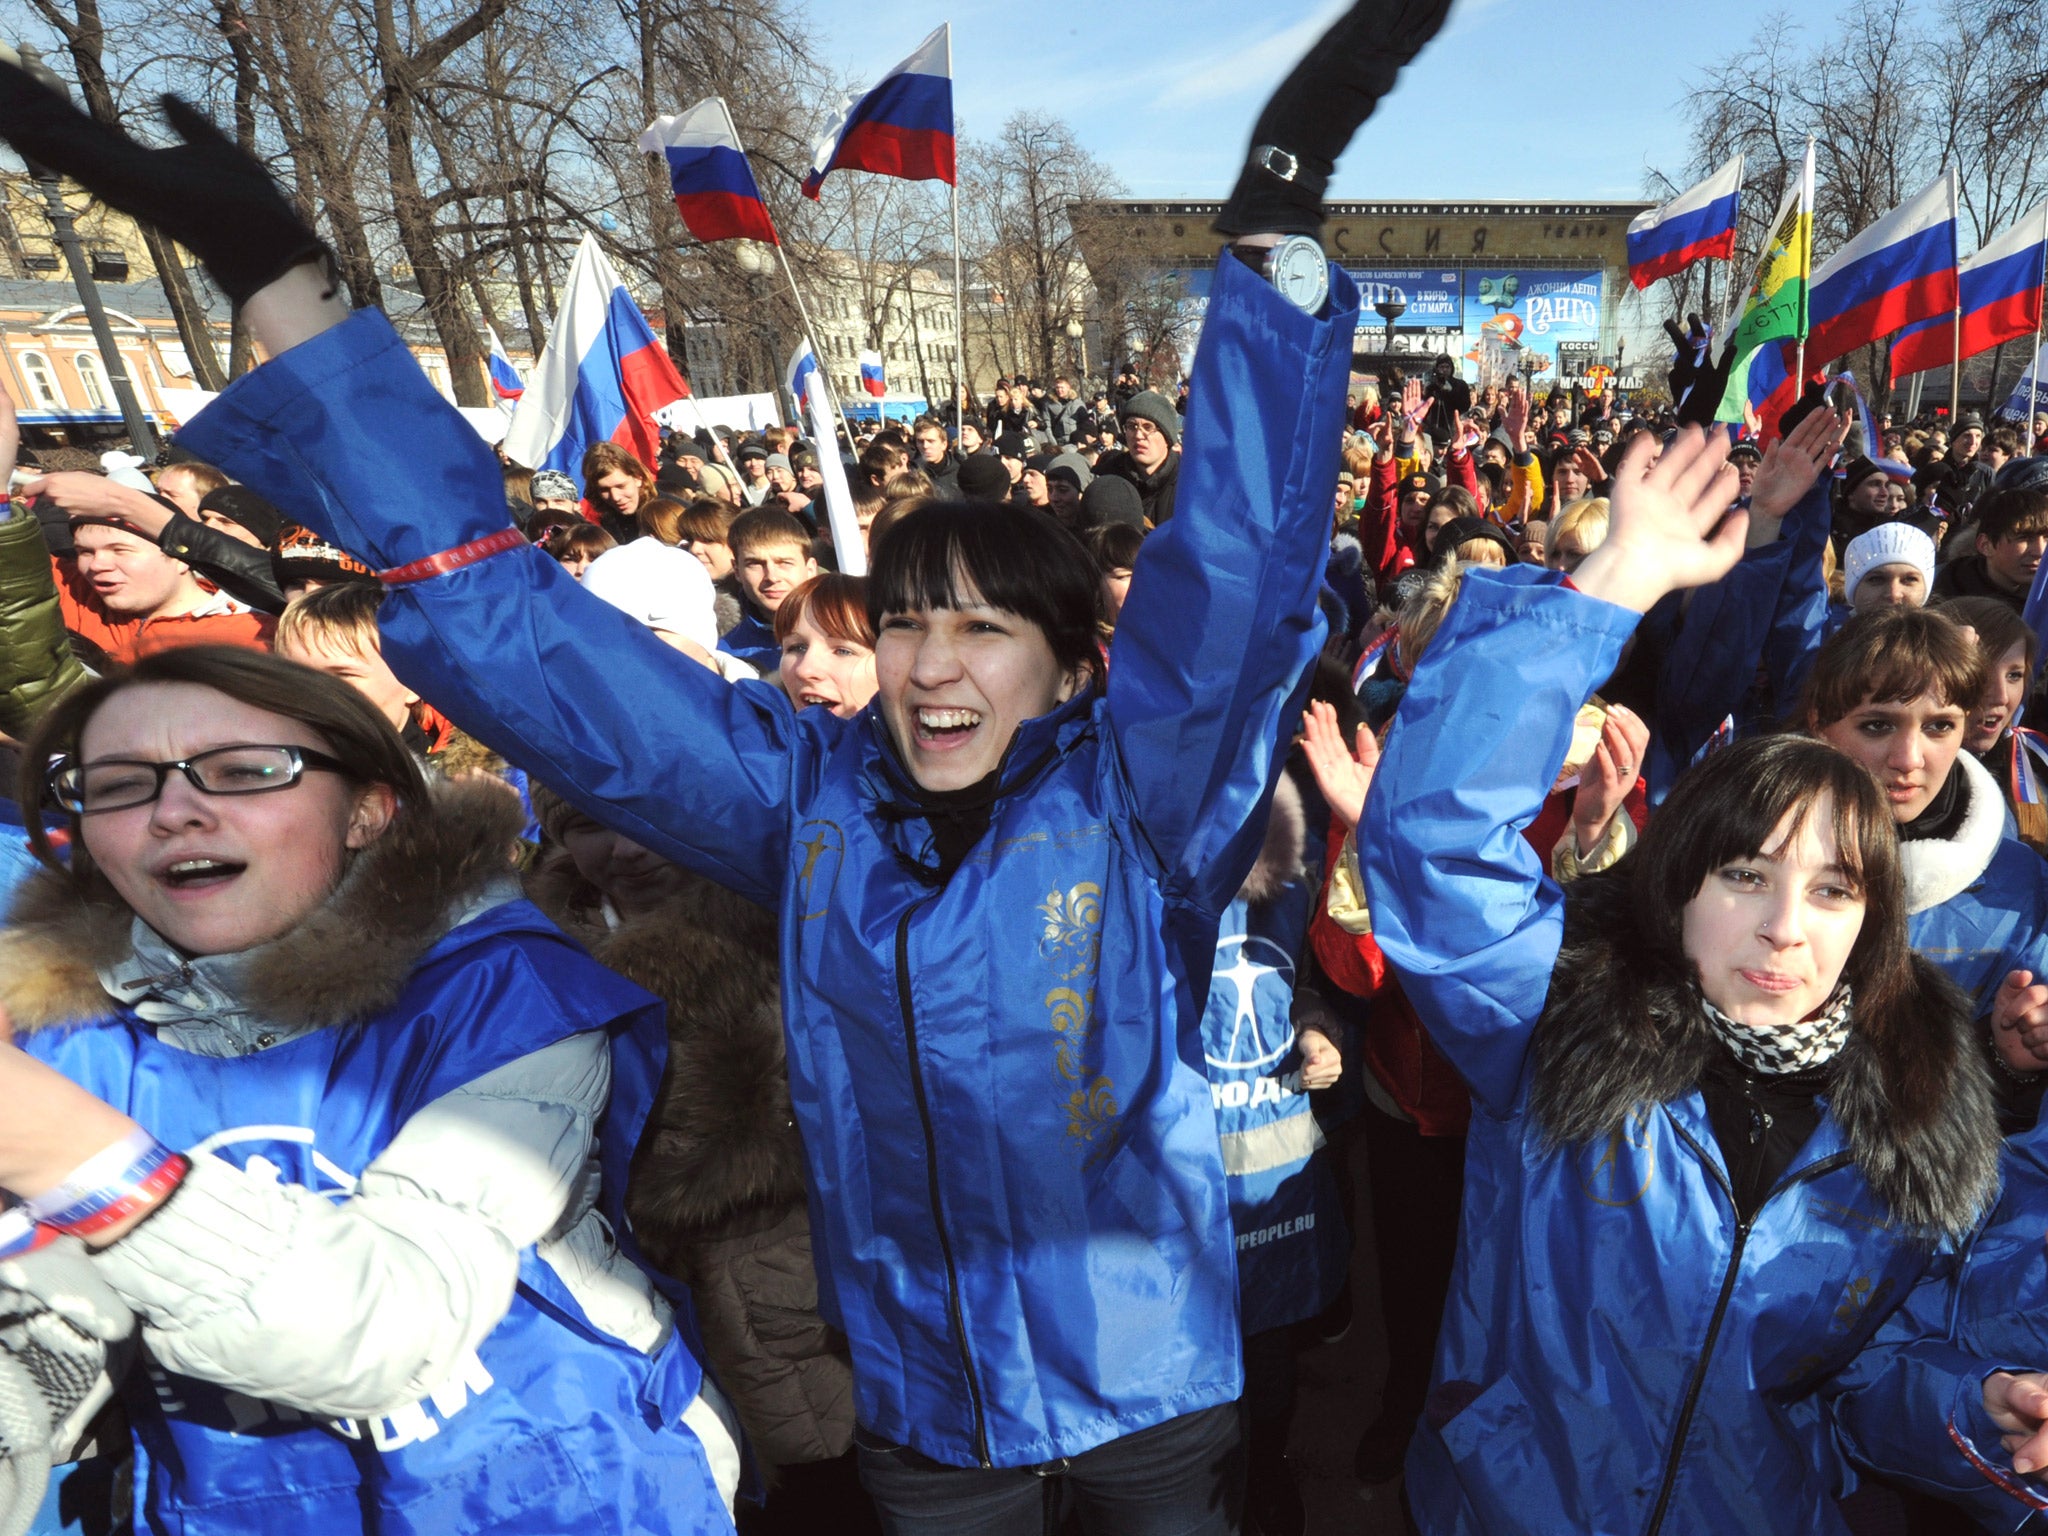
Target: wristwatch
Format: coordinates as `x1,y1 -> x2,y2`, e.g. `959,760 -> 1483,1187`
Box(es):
1258,235 -> 1330,315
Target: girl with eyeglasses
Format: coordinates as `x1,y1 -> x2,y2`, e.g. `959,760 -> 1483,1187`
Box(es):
0,644 -> 741,1535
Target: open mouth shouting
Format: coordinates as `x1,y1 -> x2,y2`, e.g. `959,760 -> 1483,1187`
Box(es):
153,854 -> 249,897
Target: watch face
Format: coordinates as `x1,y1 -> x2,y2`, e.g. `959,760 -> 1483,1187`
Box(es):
1268,237 -> 1329,313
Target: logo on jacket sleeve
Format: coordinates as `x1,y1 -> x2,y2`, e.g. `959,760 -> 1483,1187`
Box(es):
1204,934 -> 1297,1072
794,820 -> 845,920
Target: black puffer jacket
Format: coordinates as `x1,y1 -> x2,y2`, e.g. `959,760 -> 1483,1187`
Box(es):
0,510 -> 88,735
526,850 -> 855,1471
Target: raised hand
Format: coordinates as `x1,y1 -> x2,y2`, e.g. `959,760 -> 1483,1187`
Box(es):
1569,704 -> 1647,856
0,61 -> 322,306
1572,445 -> 1609,487
1747,407 -> 1850,527
1985,1371 -> 2048,1475
1302,699 -> 1379,831
1503,383 -> 1529,450
1569,425 -> 1744,614
1400,377 -> 1427,434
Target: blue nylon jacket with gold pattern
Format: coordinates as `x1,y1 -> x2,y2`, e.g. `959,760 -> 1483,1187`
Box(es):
1361,567 -> 1966,1536
180,252 -> 1359,1469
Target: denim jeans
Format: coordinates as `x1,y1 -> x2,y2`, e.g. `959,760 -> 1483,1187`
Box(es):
854,1403 -> 1243,1536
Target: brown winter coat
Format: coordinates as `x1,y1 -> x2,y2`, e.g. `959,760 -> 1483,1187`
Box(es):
526,850 -> 855,1470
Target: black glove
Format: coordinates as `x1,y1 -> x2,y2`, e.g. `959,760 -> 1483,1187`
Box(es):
0,62 -> 323,305
1215,0 -> 1455,238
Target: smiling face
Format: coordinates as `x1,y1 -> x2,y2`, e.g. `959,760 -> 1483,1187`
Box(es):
779,610 -> 878,718
1967,638 -> 2030,753
1812,692 -> 1966,823
1681,799 -> 1865,1029
77,683 -> 392,956
875,590 -> 1079,792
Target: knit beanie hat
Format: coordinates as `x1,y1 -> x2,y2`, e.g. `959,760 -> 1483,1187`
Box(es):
956,455 -> 1012,500
196,485 -> 283,546
580,541 -> 720,655
1839,458 -> 1889,500
1843,522 -> 1936,604
530,470 -> 579,502
1047,451 -> 1093,492
1082,475 -> 1146,529
1116,390 -> 1181,448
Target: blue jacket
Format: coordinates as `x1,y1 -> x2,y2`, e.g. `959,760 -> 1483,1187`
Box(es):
1825,1107 -> 2048,1529
181,253 -> 1359,1467
1358,565 -> 1992,1536
22,900 -> 732,1536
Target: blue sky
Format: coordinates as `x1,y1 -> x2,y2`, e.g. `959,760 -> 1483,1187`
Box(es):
803,0 -> 1792,202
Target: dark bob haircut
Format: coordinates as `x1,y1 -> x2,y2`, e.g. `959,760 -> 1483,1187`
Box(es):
1617,731 -> 1910,1024
867,499 -> 1105,682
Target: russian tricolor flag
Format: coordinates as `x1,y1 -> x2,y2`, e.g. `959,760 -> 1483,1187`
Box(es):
1805,172 -> 1958,367
858,350 -> 886,398
484,322 -> 524,403
502,233 -> 692,498
1628,155 -> 1743,290
786,339 -> 822,416
1889,205 -> 2048,377
639,99 -> 779,246
802,25 -> 955,200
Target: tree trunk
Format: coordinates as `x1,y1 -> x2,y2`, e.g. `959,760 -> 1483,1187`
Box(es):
30,0 -> 231,391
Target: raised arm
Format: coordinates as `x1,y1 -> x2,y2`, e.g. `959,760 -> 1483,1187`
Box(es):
0,74 -> 804,903
1105,252 -> 1357,913
180,303 -> 800,904
1359,428 -> 1745,1112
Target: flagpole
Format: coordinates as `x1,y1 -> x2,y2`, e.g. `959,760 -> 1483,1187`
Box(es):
1946,168 -> 1962,424
1792,138 -> 1814,397
946,23 -> 965,430
713,95 -> 858,458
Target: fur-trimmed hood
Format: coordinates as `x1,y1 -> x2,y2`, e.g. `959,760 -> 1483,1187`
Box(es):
1901,748 -> 2005,914
524,849 -> 797,1266
1238,773 -> 1306,908
0,777 -> 527,1036
1530,871 -> 1999,1239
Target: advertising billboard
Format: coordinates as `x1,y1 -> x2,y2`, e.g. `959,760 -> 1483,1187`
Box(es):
1462,269 -> 1603,388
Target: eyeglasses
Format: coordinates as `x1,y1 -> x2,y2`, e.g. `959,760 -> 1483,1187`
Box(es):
50,744 -> 348,814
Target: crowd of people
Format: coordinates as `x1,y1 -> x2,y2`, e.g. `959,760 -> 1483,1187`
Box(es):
15,41 -> 2048,1536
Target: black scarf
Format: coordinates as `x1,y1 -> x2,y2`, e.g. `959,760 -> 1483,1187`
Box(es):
1899,760 -> 1968,844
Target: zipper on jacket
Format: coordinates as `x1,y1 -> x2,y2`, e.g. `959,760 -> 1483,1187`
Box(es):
1642,1119 -> 1853,1536
894,904 -> 993,1466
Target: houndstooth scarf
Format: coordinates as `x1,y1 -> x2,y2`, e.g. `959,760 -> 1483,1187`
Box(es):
1700,986 -> 1854,1076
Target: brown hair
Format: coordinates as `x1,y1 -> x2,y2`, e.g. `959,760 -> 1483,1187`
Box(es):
676,497 -> 736,549
274,580 -> 384,660
502,465 -> 534,505
20,645 -> 428,874
544,523 -> 616,564
728,506 -> 811,559
773,573 -> 876,648
1975,484 -> 2048,545
580,442 -> 655,499
1936,594 -> 2038,678
1800,606 -> 1983,729
636,496 -> 691,546
881,468 -> 936,503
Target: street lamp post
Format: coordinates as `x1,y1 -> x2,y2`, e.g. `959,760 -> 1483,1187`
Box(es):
10,43 -> 159,458
1064,314 -> 1086,381
1614,336 -> 1628,412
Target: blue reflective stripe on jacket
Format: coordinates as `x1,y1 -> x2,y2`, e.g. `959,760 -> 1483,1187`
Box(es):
182,254 -> 1360,1467
23,901 -> 732,1536
1360,566 -> 1950,1535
